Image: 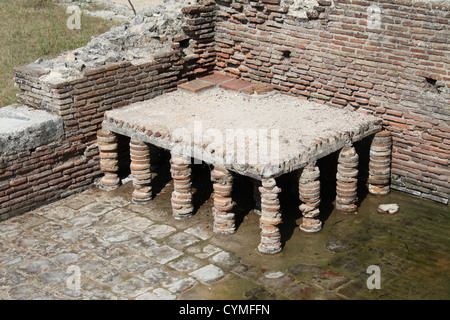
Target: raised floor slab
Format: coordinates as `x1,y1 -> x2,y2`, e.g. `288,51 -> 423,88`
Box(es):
102,83 -> 382,179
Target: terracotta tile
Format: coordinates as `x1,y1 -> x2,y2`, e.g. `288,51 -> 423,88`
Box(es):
242,83 -> 275,95
219,78 -> 252,91
199,72 -> 233,84
178,79 -> 215,93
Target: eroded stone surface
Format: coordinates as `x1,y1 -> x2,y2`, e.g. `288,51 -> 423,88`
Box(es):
0,105 -> 63,156
189,264 -> 226,285
103,86 -> 382,179
30,0 -> 193,83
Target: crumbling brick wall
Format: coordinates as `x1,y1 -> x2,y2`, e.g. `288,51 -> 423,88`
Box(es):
214,0 -> 449,203
0,1 -> 217,220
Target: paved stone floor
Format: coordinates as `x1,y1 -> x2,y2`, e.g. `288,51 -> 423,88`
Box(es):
0,161 -> 449,300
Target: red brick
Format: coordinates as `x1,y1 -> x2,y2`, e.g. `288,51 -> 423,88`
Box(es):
178,79 -> 215,92
219,78 -> 252,91
331,98 -> 347,105
9,177 -> 27,187
199,72 -> 234,84
422,133 -> 442,143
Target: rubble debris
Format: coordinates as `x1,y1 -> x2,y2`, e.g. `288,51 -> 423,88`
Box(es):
377,203 -> 399,215
33,0 -> 194,82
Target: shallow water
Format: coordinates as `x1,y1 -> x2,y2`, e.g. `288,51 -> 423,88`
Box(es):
182,168 -> 450,300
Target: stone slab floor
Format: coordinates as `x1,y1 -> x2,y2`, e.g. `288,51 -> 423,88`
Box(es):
0,160 -> 449,300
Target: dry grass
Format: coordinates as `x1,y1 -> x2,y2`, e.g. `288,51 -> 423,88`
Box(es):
0,0 -> 120,107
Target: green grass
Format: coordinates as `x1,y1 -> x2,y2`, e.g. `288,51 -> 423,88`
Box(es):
0,0 -> 120,107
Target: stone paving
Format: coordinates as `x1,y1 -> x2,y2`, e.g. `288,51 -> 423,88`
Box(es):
0,161 -> 449,300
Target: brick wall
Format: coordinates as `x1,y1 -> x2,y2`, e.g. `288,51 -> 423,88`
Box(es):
214,0 -> 449,203
0,1 -> 217,220
1,0 -> 448,220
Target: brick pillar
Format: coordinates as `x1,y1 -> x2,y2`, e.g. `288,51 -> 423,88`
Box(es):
130,139 -> 152,204
336,146 -> 359,214
211,166 -> 235,234
368,131 -> 392,195
258,178 -> 282,255
170,152 -> 194,219
299,163 -> 322,232
97,129 -> 121,191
